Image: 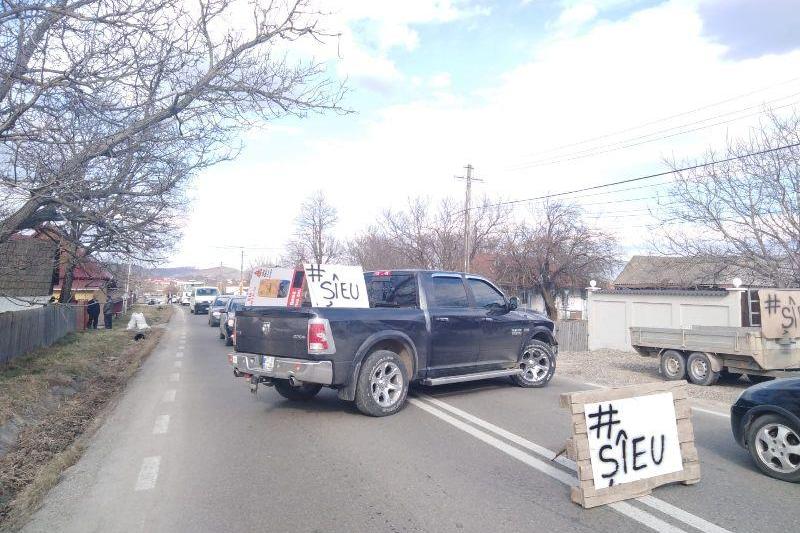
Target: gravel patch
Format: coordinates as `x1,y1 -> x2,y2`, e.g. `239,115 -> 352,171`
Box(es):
558,349 -> 751,406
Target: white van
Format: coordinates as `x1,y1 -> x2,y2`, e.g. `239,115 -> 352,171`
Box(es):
189,286 -> 219,315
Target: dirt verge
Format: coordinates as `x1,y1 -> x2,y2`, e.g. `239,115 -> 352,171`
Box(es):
558,348 -> 750,407
0,305 -> 172,531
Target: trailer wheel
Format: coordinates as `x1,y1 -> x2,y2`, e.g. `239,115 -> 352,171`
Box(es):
687,352 -> 720,386
660,350 -> 686,380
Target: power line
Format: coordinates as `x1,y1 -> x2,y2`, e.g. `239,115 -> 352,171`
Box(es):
514,75 -> 800,160
509,97 -> 800,170
476,141 -> 800,212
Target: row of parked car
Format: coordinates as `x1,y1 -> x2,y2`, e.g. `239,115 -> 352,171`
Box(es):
205,294 -> 245,346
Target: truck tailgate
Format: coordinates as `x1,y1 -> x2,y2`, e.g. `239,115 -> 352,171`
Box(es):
235,307 -> 313,358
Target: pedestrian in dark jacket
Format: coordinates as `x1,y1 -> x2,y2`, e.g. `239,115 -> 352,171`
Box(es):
86,298 -> 101,329
103,299 -> 114,329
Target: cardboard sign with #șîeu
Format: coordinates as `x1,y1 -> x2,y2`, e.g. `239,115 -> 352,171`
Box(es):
303,264 -> 370,308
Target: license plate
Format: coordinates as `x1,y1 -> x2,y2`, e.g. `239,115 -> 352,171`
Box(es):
262,355 -> 275,371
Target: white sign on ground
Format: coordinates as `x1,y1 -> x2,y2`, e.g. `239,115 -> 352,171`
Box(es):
584,392 -> 683,489
245,267 -> 295,307
303,264 -> 369,308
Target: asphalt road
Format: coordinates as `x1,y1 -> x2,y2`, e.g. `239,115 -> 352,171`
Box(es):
22,307 -> 800,533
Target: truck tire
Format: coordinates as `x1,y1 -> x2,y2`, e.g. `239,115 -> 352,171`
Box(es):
273,379 -> 322,401
512,340 -> 556,388
748,374 -> 775,384
354,350 -> 409,417
659,350 -> 686,380
746,414 -> 800,483
687,352 -> 720,386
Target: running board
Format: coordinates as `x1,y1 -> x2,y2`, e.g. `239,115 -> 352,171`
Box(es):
422,368 -> 522,386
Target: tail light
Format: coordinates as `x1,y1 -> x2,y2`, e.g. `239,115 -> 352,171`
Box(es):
307,318 -> 336,355
231,317 -> 237,345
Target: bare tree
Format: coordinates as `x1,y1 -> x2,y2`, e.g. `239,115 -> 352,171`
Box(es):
376,196 -> 509,270
654,110 -> 800,287
289,191 -> 340,264
0,0 -> 347,242
494,201 -> 619,319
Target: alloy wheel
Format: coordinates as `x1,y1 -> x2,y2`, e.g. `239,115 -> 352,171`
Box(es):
370,361 -> 403,407
754,423 -> 800,474
520,346 -> 550,384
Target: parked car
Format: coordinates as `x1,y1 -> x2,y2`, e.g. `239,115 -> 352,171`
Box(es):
189,286 -> 219,315
231,270 -> 557,416
219,296 -> 245,346
208,295 -> 232,327
731,378 -> 800,482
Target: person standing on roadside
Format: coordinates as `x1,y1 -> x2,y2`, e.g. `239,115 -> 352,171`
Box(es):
86,298 -> 100,329
103,298 -> 114,329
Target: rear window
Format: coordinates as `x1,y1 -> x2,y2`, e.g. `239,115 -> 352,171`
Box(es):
431,276 -> 468,308
364,273 -> 418,308
196,288 -> 218,296
228,298 -> 245,312
213,297 -> 230,306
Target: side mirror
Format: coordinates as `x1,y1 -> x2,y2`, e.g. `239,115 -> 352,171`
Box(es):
508,296 -> 519,311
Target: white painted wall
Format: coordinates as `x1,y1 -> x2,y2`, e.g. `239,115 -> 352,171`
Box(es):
588,290 -> 744,351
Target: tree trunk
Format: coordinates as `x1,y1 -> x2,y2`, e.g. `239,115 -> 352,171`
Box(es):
0,196 -> 52,243
59,261 -> 77,303
541,288 -> 559,320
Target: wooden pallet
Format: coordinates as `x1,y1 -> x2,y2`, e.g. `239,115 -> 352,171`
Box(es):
560,380 -> 701,509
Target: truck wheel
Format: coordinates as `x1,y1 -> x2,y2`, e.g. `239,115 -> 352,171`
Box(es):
687,352 -> 720,385
219,331 -> 225,339
748,374 -> 775,384
746,414 -> 800,483
659,350 -> 686,380
273,379 -> 322,401
512,340 -> 555,388
354,350 -> 409,417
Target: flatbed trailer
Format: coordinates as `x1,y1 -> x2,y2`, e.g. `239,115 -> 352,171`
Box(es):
630,325 -> 800,385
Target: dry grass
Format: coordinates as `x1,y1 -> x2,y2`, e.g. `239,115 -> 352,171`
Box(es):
0,305 -> 172,531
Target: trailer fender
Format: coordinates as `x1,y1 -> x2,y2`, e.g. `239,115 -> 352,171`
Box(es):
701,352 -> 723,373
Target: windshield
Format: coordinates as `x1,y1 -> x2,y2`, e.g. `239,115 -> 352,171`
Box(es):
195,288 -> 218,296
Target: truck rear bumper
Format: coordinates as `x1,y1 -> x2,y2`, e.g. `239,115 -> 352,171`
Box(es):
232,354 -> 333,385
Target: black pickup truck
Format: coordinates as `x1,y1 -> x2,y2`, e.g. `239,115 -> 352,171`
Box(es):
231,270 -> 557,416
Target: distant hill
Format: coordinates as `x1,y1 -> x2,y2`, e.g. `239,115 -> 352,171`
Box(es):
149,266 -> 241,281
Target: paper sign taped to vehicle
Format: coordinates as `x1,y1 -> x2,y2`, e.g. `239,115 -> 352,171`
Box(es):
245,267 -> 295,307
303,264 -> 370,308
584,392 -> 683,489
758,289 -> 800,339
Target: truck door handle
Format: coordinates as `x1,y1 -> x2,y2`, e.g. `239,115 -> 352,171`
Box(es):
435,317 -> 449,322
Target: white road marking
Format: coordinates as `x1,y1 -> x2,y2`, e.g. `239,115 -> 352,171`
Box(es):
176,351 -> 183,358
174,361 -> 182,368
163,389 -> 176,403
409,398 -> 685,533
134,456 -> 161,491
692,406 -> 730,418
152,415 -> 170,434
169,373 -> 180,382
415,394 -> 733,533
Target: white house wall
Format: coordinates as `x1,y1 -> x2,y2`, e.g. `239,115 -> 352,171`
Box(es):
588,290 -> 743,351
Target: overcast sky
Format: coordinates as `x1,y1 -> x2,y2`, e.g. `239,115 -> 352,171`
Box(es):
171,0 -> 800,270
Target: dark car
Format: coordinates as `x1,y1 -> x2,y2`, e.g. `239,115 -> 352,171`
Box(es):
731,378 -> 800,482
219,296 -> 245,346
207,295 -> 232,327
231,270 -> 557,417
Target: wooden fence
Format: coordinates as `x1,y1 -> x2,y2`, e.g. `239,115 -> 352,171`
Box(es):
0,304 -> 79,364
555,319 -> 588,352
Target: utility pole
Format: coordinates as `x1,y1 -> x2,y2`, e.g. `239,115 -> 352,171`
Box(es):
239,248 -> 244,295
455,164 -> 483,273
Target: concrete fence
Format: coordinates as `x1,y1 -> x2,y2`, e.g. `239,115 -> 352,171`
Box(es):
555,319 -> 588,352
0,304 -> 79,364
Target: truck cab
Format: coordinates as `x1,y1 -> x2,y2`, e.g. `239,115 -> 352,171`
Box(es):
189,286 -> 219,315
